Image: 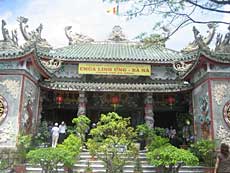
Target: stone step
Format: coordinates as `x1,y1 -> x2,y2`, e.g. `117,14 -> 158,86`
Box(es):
25,150 -> 213,173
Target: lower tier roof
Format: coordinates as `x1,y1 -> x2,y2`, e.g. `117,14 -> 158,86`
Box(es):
40,80 -> 192,93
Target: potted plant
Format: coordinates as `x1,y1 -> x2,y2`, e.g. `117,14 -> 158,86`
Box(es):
86,112 -> 138,173
189,139 -> 216,171
84,161 -> 93,173
72,115 -> 91,144
147,144 -> 199,173
14,134 -> 32,173
27,147 -> 75,173
58,134 -> 82,172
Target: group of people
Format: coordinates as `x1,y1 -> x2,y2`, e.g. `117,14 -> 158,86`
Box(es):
50,121 -> 67,147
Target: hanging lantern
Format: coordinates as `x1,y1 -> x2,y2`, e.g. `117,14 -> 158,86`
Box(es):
166,96 -> 175,107
56,95 -> 64,105
111,95 -> 120,105
111,95 -> 120,111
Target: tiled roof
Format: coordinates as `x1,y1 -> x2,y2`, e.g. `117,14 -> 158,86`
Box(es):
38,42 -> 196,63
40,80 -> 192,92
0,41 -> 24,59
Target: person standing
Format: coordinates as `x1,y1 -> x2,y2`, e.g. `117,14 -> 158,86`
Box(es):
214,143 -> 230,173
59,121 -> 67,143
51,123 -> 59,148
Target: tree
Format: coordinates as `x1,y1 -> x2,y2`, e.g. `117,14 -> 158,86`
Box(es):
86,112 -> 138,173
72,115 -> 91,144
104,0 -> 230,41
147,145 -> 199,173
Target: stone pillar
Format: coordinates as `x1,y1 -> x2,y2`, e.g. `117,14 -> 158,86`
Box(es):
77,91 -> 87,116
144,93 -> 154,128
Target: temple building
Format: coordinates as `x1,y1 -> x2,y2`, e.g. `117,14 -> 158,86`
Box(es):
0,17 -> 230,149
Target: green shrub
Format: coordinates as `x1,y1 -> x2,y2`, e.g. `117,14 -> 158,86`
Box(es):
58,134 -> 81,157
16,134 -> 32,164
147,135 -> 170,151
189,139 -> 216,166
147,145 -> 199,173
87,112 -> 138,173
72,115 -> 91,143
27,147 -> 75,172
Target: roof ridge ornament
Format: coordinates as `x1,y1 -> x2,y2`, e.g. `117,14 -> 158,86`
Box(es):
181,24 -> 216,52
1,20 -> 19,46
215,25 -> 230,53
0,19 -> 21,51
108,25 -> 127,42
64,26 -> 94,45
17,16 -> 52,49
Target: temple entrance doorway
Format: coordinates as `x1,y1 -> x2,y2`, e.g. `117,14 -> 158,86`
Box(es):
154,111 -> 178,129
86,92 -> 145,127
41,90 -> 79,126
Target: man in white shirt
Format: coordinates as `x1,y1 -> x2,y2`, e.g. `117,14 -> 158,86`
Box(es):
51,123 -> 59,147
59,121 -> 67,143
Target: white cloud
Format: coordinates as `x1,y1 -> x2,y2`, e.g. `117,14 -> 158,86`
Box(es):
1,0 -> 227,51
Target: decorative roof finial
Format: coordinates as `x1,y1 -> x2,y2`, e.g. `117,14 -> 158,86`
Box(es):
17,16 -> 51,49
108,25 -> 127,42
182,24 -> 216,52
1,19 -> 18,46
64,26 -> 94,45
215,25 -> 230,53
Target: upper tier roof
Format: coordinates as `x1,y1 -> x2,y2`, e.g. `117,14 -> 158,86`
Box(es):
37,42 -> 194,63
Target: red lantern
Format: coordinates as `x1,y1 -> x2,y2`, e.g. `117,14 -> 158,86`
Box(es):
56,95 -> 64,105
111,95 -> 120,105
166,96 -> 175,106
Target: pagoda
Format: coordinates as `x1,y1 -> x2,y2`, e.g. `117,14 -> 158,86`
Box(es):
0,17 -> 230,150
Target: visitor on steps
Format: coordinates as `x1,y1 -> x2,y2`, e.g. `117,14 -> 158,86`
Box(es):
214,143 -> 230,173
51,122 -> 59,147
59,121 -> 67,143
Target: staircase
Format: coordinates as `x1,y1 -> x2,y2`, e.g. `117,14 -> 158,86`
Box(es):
26,150 -> 213,173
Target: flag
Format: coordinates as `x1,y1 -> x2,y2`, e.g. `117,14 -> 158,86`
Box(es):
106,5 -> 119,15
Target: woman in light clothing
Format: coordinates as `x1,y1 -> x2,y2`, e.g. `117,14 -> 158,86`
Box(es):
51,123 -> 59,148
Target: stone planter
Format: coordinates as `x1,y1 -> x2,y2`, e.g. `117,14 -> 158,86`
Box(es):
14,164 -> 26,173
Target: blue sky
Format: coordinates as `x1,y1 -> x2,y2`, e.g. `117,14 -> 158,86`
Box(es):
0,0 -> 229,50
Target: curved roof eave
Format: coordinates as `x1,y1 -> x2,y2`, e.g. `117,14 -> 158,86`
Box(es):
40,80 -> 192,93
37,42 -> 197,64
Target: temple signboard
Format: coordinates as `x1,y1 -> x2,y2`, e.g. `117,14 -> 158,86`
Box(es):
78,63 -> 151,76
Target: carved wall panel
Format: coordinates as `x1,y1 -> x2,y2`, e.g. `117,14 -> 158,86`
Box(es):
20,78 -> 40,134
211,80 -> 230,140
0,75 -> 22,148
192,82 -> 211,139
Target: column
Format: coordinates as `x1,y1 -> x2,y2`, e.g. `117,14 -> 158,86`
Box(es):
77,91 -> 87,116
144,93 -> 154,128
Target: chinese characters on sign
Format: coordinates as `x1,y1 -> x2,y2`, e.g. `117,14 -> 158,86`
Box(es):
78,63 -> 151,76
0,95 -> 8,124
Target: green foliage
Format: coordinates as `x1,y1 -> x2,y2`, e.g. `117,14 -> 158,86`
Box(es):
147,145 -> 199,173
16,134 -> 32,164
0,159 -> 10,170
87,112 -> 138,173
153,127 -> 166,137
147,135 -> 170,151
27,147 -> 75,172
57,134 -> 81,157
33,120 -> 50,147
189,139 -> 216,166
72,115 -> 91,143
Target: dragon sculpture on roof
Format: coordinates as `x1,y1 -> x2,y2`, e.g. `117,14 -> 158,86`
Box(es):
64,26 -> 94,45
17,16 -> 51,49
182,23 -> 216,52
